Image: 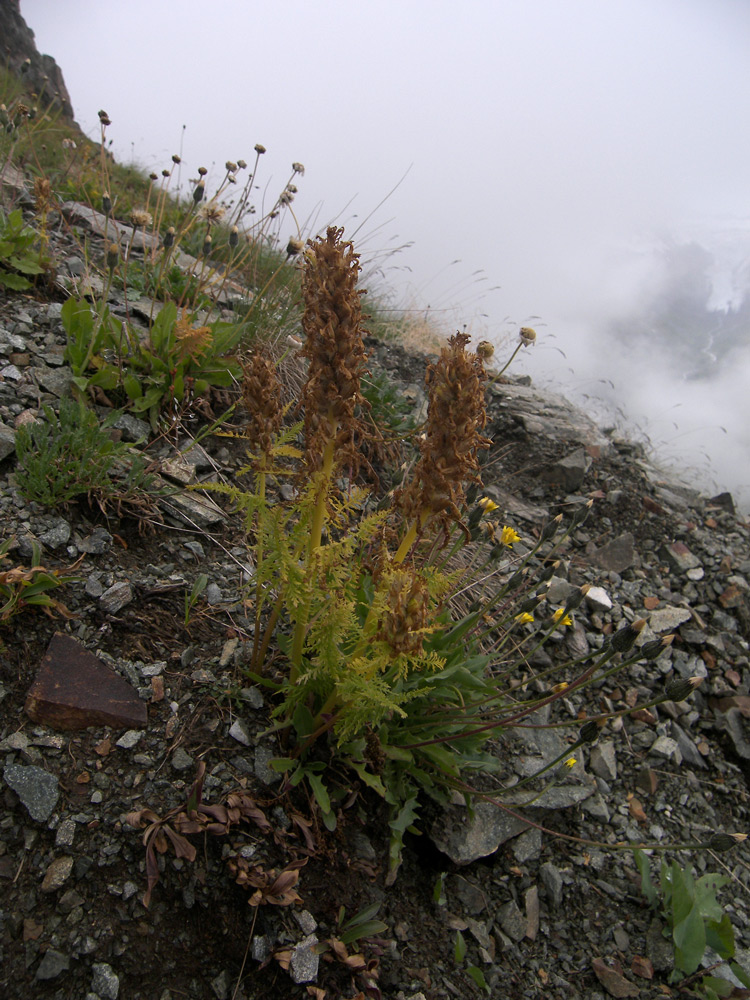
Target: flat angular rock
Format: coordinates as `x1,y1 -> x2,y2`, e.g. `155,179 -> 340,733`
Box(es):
3,763 -> 59,822
430,798 -> 531,865
590,532 -> 636,573
25,633 -> 147,731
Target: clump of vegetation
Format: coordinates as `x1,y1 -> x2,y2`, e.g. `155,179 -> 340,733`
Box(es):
14,398 -> 158,512
635,846 -> 750,998
0,207 -> 45,289
0,537 -> 79,622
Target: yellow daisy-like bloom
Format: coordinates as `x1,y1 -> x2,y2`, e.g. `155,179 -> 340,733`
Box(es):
564,757 -> 577,769
552,681 -> 569,694
553,608 -> 573,627
515,612 -> 534,624
478,496 -> 498,513
501,525 -> 521,547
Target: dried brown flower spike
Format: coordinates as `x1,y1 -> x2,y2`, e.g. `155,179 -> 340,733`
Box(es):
399,332 -> 491,538
241,351 -> 283,463
299,225 -> 370,475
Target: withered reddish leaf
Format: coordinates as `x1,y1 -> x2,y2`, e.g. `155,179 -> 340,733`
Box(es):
291,813 -> 316,852
163,825 -> 197,861
631,955 -> 653,980
628,796 -> 648,824
591,957 -> 640,997
329,938 -> 367,970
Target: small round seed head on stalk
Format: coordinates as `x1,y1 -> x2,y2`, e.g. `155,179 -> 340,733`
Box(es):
639,634 -> 675,660
162,226 -> 175,249
197,166 -> 208,176
21,58 -> 31,74
237,159 -> 247,169
664,676 -> 703,702
97,109 -> 111,127
286,237 -> 304,257
610,618 -> 646,654
399,331 -> 491,532
202,234 -> 212,256
540,513 -> 563,543
149,171 -> 158,181
299,225 -> 371,475
130,209 -> 152,228
200,203 -> 225,224
563,583 -> 591,614
225,160 -> 237,172
102,192 -> 112,216
106,243 -> 120,271
255,143 -> 267,154
476,340 -> 495,360
162,169 -> 171,178
172,154 -> 181,164
229,226 -> 239,249
193,179 -> 205,204
519,326 -> 537,345
707,832 -> 747,853
579,720 -> 600,744
292,161 -> 305,175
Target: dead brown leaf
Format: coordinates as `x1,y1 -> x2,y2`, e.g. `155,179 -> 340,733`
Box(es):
631,955 -> 653,980
592,957 -> 640,997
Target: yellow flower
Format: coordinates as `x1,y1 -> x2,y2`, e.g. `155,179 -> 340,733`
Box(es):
553,608 -> 573,627
478,496 -> 498,513
552,681 -> 569,694
501,526 -> 520,547
564,757 -> 577,769
515,612 -> 534,624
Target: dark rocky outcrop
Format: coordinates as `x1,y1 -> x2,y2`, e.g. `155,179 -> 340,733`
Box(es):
1,0 -> 76,121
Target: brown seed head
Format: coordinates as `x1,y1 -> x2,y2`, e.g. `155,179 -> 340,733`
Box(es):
254,144 -> 266,154
520,326 -> 537,345
399,332 -> 491,529
197,166 -> 208,176
130,209 -> 153,228
300,226 -> 370,474
98,109 -> 111,127
241,351 -> 283,461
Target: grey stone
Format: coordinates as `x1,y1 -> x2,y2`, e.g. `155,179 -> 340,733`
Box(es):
39,517 -> 71,549
112,412 -> 150,442
41,855 -> 74,891
497,899 -> 526,942
0,422 -> 16,460
210,970 -> 231,1000
589,742 -> 617,781
79,526 -> 113,554
540,861 -> 565,907
542,447 -> 592,491
55,817 -> 76,847
35,366 -> 72,397
3,762 -> 59,821
91,962 -> 120,1000
100,581 -> 133,614
229,719 -> 253,746
206,583 -> 222,605
158,486 -> 225,529
449,875 -> 487,914
670,722 -> 706,769
430,799 -> 530,865
294,910 -> 318,935
115,730 -> 144,750
648,606 -> 692,632
171,747 -> 194,772
723,708 -> 750,761
240,686 -> 264,709
512,826 -> 542,863
36,948 -> 70,980
649,735 -> 682,764
254,743 -> 280,785
290,934 -> 320,983
590,533 -> 636,573
660,541 -> 702,574
581,791 -> 611,822
586,586 -> 613,612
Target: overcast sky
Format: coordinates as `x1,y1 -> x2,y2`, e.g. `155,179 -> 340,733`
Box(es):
20,0 -> 750,503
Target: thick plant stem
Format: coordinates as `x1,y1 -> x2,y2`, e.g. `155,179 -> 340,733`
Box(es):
290,427 -> 337,680
250,460 -> 267,672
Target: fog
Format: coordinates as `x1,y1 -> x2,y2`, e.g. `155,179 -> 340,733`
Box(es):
20,0 -> 750,508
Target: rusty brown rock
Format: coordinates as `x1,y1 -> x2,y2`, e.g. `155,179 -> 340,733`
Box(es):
25,633 -> 147,731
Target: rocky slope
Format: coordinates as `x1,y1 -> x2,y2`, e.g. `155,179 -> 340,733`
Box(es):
0,190 -> 749,1000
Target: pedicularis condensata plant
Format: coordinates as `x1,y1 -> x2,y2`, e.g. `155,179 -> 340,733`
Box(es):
198,226 -> 726,881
